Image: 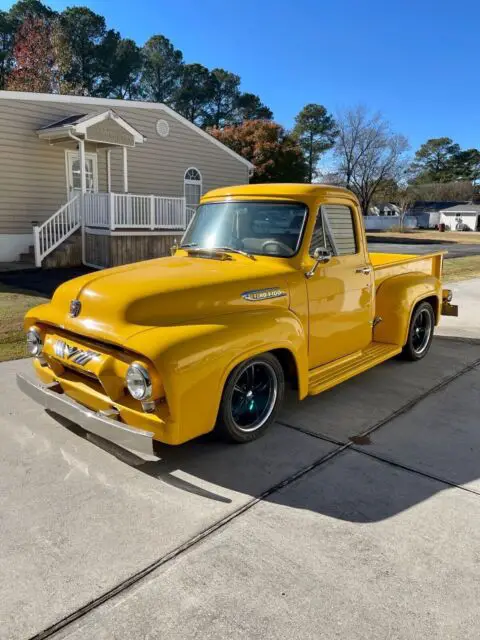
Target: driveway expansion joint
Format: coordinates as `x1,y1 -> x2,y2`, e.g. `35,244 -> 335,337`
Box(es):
348,446 -> 480,497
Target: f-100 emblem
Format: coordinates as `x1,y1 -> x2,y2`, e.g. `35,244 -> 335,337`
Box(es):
54,340 -> 100,366
241,287 -> 287,302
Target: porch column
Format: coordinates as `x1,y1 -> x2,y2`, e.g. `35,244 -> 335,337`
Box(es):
79,138 -> 87,194
106,149 -> 112,193
122,146 -> 128,193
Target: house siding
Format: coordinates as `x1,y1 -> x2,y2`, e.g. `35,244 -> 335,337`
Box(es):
0,96 -> 249,236
101,106 -> 249,196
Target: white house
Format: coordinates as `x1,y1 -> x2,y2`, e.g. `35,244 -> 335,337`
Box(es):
0,91 -> 253,268
439,204 -> 480,231
369,203 -> 401,216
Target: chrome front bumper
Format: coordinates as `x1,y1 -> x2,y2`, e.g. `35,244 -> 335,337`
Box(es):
17,373 -> 155,456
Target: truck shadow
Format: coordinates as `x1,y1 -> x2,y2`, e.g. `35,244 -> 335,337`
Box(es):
52,337 -> 480,524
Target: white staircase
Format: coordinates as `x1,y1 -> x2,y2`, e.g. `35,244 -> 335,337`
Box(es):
33,196 -> 81,267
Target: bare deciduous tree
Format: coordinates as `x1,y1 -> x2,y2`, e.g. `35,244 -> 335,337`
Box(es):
331,106 -> 409,215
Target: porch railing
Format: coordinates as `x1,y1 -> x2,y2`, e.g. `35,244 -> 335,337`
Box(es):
82,192 -> 109,227
186,206 -> 196,227
82,192 -> 188,230
33,192 -> 195,267
33,195 -> 81,267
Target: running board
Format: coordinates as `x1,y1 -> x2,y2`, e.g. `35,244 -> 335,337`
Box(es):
308,342 -> 402,396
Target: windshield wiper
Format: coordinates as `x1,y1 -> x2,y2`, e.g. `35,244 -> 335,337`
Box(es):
181,245 -> 256,260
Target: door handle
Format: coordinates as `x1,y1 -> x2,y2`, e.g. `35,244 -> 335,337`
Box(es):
356,266 -> 372,275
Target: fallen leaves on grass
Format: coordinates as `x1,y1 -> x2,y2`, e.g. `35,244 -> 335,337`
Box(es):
0,284 -> 47,362
443,256 -> 480,283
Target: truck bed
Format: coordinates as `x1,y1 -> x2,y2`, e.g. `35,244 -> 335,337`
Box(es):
370,251 -> 444,286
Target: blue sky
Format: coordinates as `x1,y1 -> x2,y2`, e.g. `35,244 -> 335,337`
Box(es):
2,0 -> 479,153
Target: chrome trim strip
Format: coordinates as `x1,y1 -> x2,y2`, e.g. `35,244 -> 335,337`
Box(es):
17,373 -> 155,456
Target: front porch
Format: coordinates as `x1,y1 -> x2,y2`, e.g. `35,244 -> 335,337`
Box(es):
33,110 -> 197,269
33,192 -> 194,269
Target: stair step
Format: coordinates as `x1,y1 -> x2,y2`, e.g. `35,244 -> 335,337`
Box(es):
19,252 -> 35,264
308,342 -> 402,396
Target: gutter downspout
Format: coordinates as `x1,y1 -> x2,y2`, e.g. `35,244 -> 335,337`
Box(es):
68,130 -> 87,266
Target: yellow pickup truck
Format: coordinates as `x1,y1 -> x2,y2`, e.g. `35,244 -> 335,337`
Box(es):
19,184 -> 457,453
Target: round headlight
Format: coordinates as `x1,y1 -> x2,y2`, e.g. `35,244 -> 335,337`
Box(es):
26,328 -> 43,356
126,363 -> 152,400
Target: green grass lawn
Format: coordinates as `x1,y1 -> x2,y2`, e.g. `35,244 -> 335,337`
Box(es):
0,285 -> 46,362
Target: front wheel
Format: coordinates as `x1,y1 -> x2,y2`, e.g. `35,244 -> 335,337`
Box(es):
215,353 -> 285,443
402,301 -> 435,361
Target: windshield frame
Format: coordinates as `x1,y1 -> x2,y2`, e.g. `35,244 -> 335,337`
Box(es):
181,199 -> 310,259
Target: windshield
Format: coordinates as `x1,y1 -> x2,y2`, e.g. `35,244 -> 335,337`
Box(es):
182,201 -> 308,257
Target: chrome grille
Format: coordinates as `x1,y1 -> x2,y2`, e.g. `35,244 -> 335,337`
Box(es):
54,340 -> 100,366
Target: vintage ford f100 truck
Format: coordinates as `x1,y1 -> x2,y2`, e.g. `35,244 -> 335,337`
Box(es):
19,184 -> 458,453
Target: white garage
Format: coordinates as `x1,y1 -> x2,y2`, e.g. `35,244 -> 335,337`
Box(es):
439,204 -> 480,231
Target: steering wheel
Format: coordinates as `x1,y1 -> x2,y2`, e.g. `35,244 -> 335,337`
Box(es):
261,240 -> 294,256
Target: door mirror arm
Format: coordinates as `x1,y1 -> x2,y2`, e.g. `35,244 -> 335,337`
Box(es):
305,247 -> 332,279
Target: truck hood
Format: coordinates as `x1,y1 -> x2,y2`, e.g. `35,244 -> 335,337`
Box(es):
35,255 -> 295,346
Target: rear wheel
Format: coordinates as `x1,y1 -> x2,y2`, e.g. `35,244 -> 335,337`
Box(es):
216,353 -> 285,443
402,301 -> 435,361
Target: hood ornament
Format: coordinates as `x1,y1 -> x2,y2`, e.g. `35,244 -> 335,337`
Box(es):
69,299 -> 81,317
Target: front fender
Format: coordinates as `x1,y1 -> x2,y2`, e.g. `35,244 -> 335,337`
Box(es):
125,308 -> 308,444
373,273 -> 441,346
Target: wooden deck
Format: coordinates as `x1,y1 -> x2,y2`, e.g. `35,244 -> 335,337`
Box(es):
84,229 -> 183,269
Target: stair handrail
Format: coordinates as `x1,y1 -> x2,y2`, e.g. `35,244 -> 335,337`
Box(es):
33,194 -> 81,267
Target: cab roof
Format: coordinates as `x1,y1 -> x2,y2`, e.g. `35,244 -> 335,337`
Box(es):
202,183 -> 357,202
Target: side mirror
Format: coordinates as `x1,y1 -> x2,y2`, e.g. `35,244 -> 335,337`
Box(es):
305,247 -> 332,279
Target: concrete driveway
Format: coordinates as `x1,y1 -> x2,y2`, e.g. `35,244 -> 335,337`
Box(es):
1,333 -> 480,638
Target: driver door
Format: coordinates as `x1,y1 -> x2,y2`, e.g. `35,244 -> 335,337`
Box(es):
307,204 -> 374,369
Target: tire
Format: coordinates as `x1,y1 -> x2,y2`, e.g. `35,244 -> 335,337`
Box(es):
402,301 -> 435,361
215,353 -> 285,443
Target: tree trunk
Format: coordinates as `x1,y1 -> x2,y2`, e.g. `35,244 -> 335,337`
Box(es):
361,195 -> 371,217
308,132 -> 313,183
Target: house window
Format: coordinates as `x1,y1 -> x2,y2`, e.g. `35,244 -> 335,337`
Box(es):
184,167 -> 202,211
66,150 -> 98,194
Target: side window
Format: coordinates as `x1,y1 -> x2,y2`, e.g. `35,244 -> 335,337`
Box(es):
309,208 -> 333,257
322,204 -> 357,256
